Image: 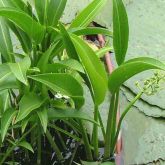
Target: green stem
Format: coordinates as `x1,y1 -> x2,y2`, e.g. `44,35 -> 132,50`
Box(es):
93,105 -> 99,159
0,124 -> 37,164
46,129 -> 64,162
79,121 -> 93,161
112,91 -> 143,153
37,133 -> 41,165
104,93 -> 116,160
98,111 -> 106,141
110,90 -> 119,154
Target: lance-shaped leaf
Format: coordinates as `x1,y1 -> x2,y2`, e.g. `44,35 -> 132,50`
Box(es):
28,73 -> 84,109
0,7 -> 45,43
0,64 -> 18,90
0,90 -> 10,113
113,0 -> 129,65
108,57 -> 165,93
70,0 -> 107,28
8,56 -> 31,85
71,34 -> 108,105
35,0 -> 48,25
1,109 -> 17,142
71,27 -> 113,37
18,141 -> 34,153
48,108 -> 98,125
37,107 -> 48,133
16,93 -> 46,122
47,0 -> 67,27
0,18 -> 13,62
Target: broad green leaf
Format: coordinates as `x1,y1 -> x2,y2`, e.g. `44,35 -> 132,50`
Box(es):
1,109 -> 17,142
96,47 -> 113,58
16,93 -> 46,122
35,0 -> 48,24
47,0 -> 67,27
70,0 -> 107,28
48,108 -> 98,124
18,141 -> 34,153
0,18 -> 13,62
37,107 -> 48,133
21,117 -> 30,133
113,0 -> 129,65
8,56 -> 31,85
46,59 -> 84,73
71,34 -> 108,105
71,27 -> 113,37
0,64 -> 18,91
0,7 -> 45,43
28,73 -> 84,109
109,57 -> 165,93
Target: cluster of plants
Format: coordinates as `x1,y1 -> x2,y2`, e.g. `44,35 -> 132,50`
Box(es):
0,0 -> 165,164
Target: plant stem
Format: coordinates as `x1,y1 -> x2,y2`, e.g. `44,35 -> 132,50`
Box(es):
98,111 -> 106,141
93,105 -> 99,159
37,133 -> 41,165
46,129 -> 64,162
104,93 -> 116,160
112,91 -> 143,153
79,121 -> 93,161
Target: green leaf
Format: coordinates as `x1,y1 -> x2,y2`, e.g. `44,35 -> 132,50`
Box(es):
18,141 -> 34,153
0,7 -> 45,43
71,34 -> 108,105
108,57 -> 165,93
70,0 -> 107,28
28,73 -> 84,109
59,23 -> 78,60
48,108 -> 98,124
16,93 -> 46,122
96,46 -> 113,58
47,0 -> 67,27
0,64 -> 18,91
37,38 -> 61,72
37,107 -> 48,133
113,0 -> 129,65
0,18 -> 13,62
1,109 -> 17,142
35,0 -> 48,24
81,161 -> 115,165
46,59 -> 84,73
8,56 -> 31,85
0,90 -> 10,113
71,27 -> 113,37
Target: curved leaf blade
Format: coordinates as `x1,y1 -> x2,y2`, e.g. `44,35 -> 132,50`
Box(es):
1,109 -> 17,142
18,141 -> 34,153
70,0 -> 107,28
0,64 -> 18,91
47,0 -> 67,27
108,57 -> 165,93
8,56 -> 31,85
16,93 -> 46,122
0,7 -> 45,43
113,0 -> 129,65
48,108 -> 98,125
71,27 -> 113,37
37,107 -> 48,133
28,73 -> 84,109
71,34 -> 108,105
